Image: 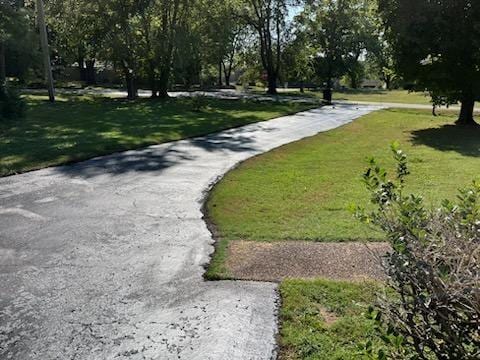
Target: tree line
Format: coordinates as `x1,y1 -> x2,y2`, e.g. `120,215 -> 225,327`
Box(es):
1,0 -> 479,124
0,0 -> 396,97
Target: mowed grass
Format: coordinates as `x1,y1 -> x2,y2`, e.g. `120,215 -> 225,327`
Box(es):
253,88 -> 432,105
332,89 -> 431,105
207,108 -> 480,244
280,279 -> 385,360
0,96 -> 314,176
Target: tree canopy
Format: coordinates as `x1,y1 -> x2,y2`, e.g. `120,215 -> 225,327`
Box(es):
379,0 -> 480,124
0,0 -> 478,123
0,0 -> 38,85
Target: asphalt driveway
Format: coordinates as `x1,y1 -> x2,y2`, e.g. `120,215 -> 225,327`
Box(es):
0,104 -> 381,359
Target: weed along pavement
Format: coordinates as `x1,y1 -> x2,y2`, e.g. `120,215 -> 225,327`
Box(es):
0,104 -> 381,359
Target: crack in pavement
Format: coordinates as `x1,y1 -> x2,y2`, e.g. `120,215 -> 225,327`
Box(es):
0,104 -> 382,359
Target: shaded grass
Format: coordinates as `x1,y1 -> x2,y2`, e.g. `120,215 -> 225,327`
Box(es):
207,108 -> 480,245
279,279 -> 384,360
0,96 -> 314,176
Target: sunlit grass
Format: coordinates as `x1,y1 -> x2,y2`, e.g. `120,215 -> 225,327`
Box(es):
332,89 -> 431,105
279,279 -> 384,360
207,108 -> 480,243
248,87 -> 433,105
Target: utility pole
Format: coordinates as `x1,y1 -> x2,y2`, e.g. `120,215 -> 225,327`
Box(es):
36,0 -> 55,102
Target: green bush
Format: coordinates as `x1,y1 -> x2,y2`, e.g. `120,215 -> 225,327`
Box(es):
0,85 -> 26,120
355,144 -> 480,359
190,94 -> 208,112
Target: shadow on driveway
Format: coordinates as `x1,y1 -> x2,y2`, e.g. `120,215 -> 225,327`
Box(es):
54,124 -> 273,178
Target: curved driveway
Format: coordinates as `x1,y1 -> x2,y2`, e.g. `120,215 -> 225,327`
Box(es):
0,104 -> 381,359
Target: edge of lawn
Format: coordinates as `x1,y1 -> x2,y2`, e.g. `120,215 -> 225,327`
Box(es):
202,104 -> 385,281
203,106 -> 463,280
1,97 -> 320,178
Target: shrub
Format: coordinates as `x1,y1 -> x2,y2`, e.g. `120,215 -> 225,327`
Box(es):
0,85 -> 26,120
354,143 -> 480,359
190,94 -> 208,112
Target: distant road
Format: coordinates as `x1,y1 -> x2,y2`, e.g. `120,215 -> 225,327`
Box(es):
24,87 -> 473,112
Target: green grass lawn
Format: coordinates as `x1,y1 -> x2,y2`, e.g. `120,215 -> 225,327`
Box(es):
280,279 -> 385,360
207,108 -> 480,245
250,87 -> 432,105
332,89 -> 431,105
0,96 -> 313,176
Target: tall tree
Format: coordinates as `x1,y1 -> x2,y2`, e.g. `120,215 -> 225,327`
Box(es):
136,0 -> 191,98
47,0 -> 105,85
298,0 -> 376,99
342,0 -> 377,89
199,0 -> 244,88
101,0 -> 150,99
171,18 -> 202,89
282,24 -> 315,92
0,0 -> 37,86
366,32 -> 397,90
36,0 -> 54,102
379,0 -> 480,125
0,1 -> 14,85
239,0 -> 289,95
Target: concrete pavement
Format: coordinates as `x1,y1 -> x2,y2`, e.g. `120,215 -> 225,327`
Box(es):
0,104 -> 381,359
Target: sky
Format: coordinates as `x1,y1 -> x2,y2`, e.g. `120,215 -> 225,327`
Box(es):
288,5 -> 303,21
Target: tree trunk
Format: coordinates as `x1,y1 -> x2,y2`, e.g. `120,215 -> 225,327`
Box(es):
157,67 -> 170,99
36,0 -> 55,102
457,94 -> 476,125
85,59 -> 96,85
149,62 -> 157,98
350,73 -> 358,89
385,75 -> 391,90
218,61 -> 222,88
266,71 -> 277,95
0,41 -> 6,86
323,78 -> 333,104
78,57 -> 86,82
223,62 -> 231,87
124,67 -> 137,100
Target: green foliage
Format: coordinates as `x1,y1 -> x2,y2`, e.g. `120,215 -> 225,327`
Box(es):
47,0 -> 105,65
0,1 -> 40,83
198,0 -> 244,87
190,95 -> 208,112
355,146 -> 480,359
238,0 -> 289,93
379,0 -> 480,121
296,0 -> 378,88
0,85 -> 25,120
366,31 -> 398,90
46,0 -> 242,96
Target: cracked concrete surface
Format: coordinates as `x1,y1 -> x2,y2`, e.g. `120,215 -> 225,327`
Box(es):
0,104 -> 381,359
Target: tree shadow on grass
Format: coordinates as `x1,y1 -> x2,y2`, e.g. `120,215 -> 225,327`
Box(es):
1,97 -> 295,177
410,124 -> 480,157
54,123 -> 264,178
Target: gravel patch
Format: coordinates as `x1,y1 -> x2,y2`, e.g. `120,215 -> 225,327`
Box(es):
226,241 -> 390,282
